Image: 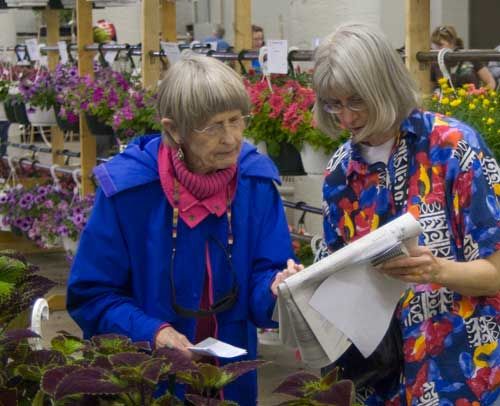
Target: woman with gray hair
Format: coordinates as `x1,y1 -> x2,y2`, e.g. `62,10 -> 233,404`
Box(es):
313,23 -> 500,404
67,52 -> 302,405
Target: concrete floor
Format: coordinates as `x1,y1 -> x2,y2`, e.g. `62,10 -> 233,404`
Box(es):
27,251 -> 317,405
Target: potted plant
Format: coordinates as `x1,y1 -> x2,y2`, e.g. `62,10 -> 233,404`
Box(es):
425,79 -> 500,162
244,74 -> 342,176
111,87 -> 161,144
53,63 -> 81,133
19,68 -> 58,126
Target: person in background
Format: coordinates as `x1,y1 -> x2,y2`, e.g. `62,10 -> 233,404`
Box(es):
488,44 -> 500,89
431,25 -> 496,90
313,23 -> 500,405
202,24 -> 231,51
251,25 -> 265,72
67,52 -> 302,406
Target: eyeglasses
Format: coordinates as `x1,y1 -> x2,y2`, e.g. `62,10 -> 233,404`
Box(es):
169,179 -> 238,318
194,115 -> 252,137
322,97 -> 366,115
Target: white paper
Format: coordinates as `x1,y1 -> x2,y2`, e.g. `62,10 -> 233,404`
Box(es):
267,39 -> 288,74
309,261 -> 408,358
275,213 -> 422,368
104,50 -> 118,65
25,38 -> 40,61
160,41 -> 181,64
57,41 -> 69,64
188,337 -> 247,358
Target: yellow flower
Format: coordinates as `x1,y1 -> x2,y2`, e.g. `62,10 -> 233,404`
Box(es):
443,87 -> 454,94
438,77 -> 448,85
450,98 -> 462,107
458,88 -> 467,97
468,103 -> 476,110
486,117 -> 495,125
483,99 -> 490,107
441,97 -> 450,105
489,90 -> 497,97
445,111 -> 452,116
489,107 -> 495,113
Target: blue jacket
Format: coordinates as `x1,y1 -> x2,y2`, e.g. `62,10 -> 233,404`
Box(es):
67,135 -> 294,405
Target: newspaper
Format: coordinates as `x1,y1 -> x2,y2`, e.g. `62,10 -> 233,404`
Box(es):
275,213 -> 422,369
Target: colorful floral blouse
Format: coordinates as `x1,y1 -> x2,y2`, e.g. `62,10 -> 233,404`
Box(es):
321,109 -> 500,405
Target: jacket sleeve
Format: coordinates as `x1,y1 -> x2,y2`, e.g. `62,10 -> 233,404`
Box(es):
66,188 -> 164,344
248,178 -> 294,328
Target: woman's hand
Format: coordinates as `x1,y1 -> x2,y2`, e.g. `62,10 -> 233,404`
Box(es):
271,259 -> 305,296
377,245 -> 443,284
155,325 -> 194,358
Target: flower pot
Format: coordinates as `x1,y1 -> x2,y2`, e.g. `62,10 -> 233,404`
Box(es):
62,236 -> 78,255
26,104 -> 57,126
268,142 -> 305,176
4,98 -> 17,123
299,143 -> 332,175
13,101 -> 30,126
85,113 -> 114,137
0,102 -> 6,121
54,104 -> 79,133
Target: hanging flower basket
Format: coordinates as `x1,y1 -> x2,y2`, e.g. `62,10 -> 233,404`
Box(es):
4,98 -> 17,123
300,143 -> 332,175
13,100 -> 30,126
85,113 -> 114,137
54,103 -> 79,133
26,104 -> 57,126
268,141 -> 305,176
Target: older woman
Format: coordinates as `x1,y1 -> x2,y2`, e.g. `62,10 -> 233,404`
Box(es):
67,53 -> 301,405
313,24 -> 500,405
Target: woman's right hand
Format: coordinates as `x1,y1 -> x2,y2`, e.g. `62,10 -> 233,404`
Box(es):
155,325 -> 194,358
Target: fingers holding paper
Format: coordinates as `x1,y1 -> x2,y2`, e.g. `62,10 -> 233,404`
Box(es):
156,325 -> 194,358
377,245 -> 443,284
271,259 -> 304,296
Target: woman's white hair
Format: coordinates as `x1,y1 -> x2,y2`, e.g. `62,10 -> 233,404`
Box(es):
313,23 -> 420,143
157,51 -> 250,143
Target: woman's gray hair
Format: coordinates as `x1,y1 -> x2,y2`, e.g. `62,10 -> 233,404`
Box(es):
157,51 -> 250,143
313,23 -> 420,143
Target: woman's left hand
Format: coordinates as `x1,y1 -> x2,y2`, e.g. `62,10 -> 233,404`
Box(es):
271,259 -> 305,296
378,245 -> 443,284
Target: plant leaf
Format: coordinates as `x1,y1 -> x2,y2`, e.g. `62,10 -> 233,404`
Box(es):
222,360 -> 268,381
154,347 -> 196,374
50,335 -> 85,356
273,371 -> 321,397
1,329 -> 39,344
133,341 -> 151,352
320,367 -> 339,387
313,380 -> 355,406
91,334 -> 136,355
54,367 -> 126,400
41,365 -> 82,396
109,352 -> 150,367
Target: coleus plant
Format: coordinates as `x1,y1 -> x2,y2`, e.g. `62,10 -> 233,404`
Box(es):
0,330 -> 268,405
273,367 -> 360,406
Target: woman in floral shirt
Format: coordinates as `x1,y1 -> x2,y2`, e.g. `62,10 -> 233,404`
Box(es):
313,23 -> 500,405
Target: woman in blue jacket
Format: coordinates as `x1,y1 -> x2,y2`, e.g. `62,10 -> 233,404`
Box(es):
67,52 -> 302,405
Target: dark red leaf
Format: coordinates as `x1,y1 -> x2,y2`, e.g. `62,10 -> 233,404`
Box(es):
109,352 -> 150,367
0,388 -> 17,406
1,329 -> 39,344
314,379 -> 355,406
142,359 -> 167,384
90,356 -> 113,370
320,367 -> 339,387
154,347 -> 196,374
222,360 -> 268,380
54,367 -> 125,400
27,350 -> 65,368
273,371 -> 320,397
133,341 -> 151,352
41,365 -> 82,396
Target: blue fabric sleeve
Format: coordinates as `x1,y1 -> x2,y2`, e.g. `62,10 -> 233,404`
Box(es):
248,179 -> 293,328
66,188 -> 164,344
